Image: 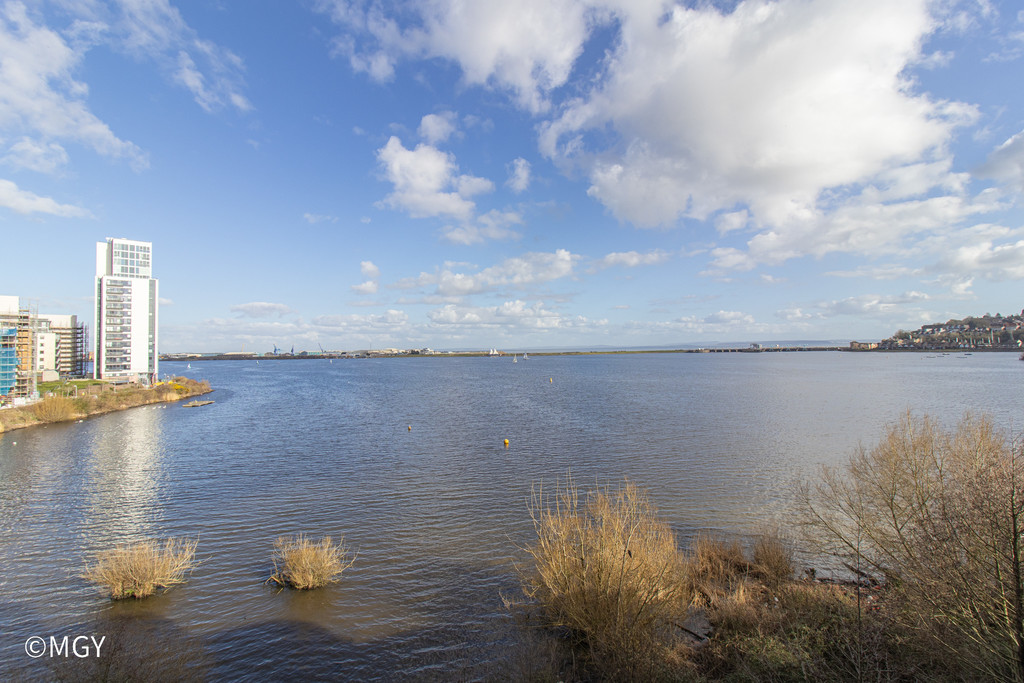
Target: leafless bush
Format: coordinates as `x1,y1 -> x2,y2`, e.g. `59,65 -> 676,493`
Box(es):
83,538 -> 198,599
268,534 -> 355,589
801,411 -> 1024,681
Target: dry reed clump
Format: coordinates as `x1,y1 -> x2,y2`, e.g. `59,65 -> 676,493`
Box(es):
517,477 -> 692,668
751,532 -> 795,586
83,538 -> 198,600
268,534 -> 355,590
32,396 -> 78,423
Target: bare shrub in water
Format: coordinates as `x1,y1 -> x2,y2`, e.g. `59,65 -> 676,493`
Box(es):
269,534 -> 355,589
801,411 -> 1024,681
517,477 -> 691,669
83,538 -> 198,599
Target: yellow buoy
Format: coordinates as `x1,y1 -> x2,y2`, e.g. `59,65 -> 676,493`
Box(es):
408,425 -> 412,431
549,377 -> 553,383
503,439 -> 509,448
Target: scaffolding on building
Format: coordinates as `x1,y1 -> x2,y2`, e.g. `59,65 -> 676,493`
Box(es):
0,326 -> 16,400
0,299 -> 38,400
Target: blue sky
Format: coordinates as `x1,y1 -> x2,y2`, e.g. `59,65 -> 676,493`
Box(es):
2,0 -> 1023,352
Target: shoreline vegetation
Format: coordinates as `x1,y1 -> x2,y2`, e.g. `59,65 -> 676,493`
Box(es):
0,377 -> 212,434
57,410 -> 1024,681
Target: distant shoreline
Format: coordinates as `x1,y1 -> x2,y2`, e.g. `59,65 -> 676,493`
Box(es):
161,346 -> 1023,362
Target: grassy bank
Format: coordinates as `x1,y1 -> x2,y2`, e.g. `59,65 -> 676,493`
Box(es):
0,377 -> 212,434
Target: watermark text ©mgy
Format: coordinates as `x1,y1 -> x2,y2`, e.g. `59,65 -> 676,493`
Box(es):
25,635 -> 106,659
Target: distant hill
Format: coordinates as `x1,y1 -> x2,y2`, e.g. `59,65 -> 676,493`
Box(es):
880,311 -> 1024,350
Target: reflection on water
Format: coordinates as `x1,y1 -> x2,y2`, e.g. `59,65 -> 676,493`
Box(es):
1,352 -> 1022,679
85,406 -> 166,542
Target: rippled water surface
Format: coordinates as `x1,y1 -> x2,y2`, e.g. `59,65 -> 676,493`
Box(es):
2,352 -> 1022,679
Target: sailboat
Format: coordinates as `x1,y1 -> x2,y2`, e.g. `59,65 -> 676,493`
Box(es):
523,353 -> 529,360
513,355 -> 518,363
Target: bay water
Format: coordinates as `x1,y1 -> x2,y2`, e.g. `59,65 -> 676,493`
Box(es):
2,351 -> 1021,679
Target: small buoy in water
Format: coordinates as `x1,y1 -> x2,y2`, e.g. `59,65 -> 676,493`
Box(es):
549,377 -> 553,383
408,425 -> 412,431
503,438 -> 509,448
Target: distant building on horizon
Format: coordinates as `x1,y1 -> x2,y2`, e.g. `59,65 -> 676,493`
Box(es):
94,238 -> 158,383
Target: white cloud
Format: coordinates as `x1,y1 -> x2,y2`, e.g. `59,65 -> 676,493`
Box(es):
303,212 -> 338,223
937,239 -> 1024,281
115,0 -> 251,112
704,310 -> 755,325
594,249 -> 671,270
0,2 -> 147,168
427,299 -> 601,333
230,301 -> 295,318
325,0 -> 996,275
0,178 -> 90,217
779,291 -> 934,325
506,157 -> 531,193
402,248 -> 578,296
442,208 -> 522,245
978,129 -> 1024,194
312,309 -> 409,330
318,0 -> 592,113
360,260 -> 381,278
351,280 -> 379,295
418,111 -> 457,144
543,0 -> 975,231
715,210 -> 748,235
1,137 -> 68,173
376,135 -> 492,221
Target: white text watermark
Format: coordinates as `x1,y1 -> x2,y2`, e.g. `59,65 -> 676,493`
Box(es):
24,635 -> 106,659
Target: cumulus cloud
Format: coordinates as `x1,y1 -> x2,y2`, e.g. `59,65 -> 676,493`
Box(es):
779,291 -> 934,325
376,136 -> 492,221
351,280 -> 379,294
427,299 -> 603,335
442,208 -> 522,244
594,249 -> 671,270
323,0 -> 992,273
400,248 -> 578,297
0,178 -> 91,217
543,0 -> 975,232
418,111 -> 457,144
506,157 -> 531,193
317,0 -> 592,112
312,309 -> 409,331
2,138 -> 69,173
937,239 -> 1024,281
230,301 -> 295,318
361,260 -> 381,279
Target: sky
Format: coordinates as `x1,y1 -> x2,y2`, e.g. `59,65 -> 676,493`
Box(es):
2,0 -> 1024,353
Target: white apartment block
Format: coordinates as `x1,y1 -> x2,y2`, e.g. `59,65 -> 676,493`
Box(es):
95,238 -> 158,383
36,314 -> 87,379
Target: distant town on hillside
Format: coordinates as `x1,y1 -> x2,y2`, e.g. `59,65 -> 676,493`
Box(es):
867,310 -> 1024,351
